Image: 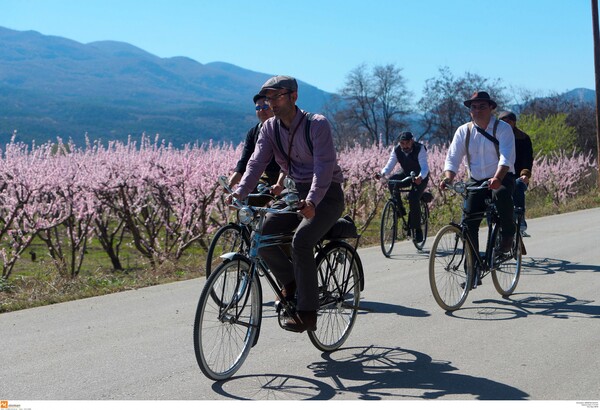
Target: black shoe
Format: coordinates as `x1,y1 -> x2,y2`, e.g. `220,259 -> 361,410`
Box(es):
414,228 -> 423,243
460,277 -> 482,290
394,201 -> 405,217
498,235 -> 513,253
460,265 -> 481,289
274,282 -> 296,312
282,310 -> 317,333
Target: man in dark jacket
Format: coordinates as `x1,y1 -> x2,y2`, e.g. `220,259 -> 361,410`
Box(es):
227,94 -> 280,204
499,111 -> 534,236
376,131 -> 430,243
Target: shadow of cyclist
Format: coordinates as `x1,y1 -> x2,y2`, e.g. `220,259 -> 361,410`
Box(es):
522,256 -> 600,276
210,345 -> 527,400
309,345 -> 527,400
472,292 -> 600,320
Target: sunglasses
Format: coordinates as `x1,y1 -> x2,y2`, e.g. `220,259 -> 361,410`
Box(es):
255,104 -> 270,111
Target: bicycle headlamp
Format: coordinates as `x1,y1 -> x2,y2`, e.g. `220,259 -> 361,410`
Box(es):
238,206 -> 254,225
453,182 -> 466,194
283,177 -> 296,191
284,193 -> 300,208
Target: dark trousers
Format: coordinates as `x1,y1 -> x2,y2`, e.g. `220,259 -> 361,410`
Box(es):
258,182 -> 344,311
464,174 -> 515,255
388,172 -> 429,229
513,177 -> 528,231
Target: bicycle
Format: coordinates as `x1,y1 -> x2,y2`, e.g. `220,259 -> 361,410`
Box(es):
379,172 -> 432,256
193,176 -> 365,380
205,185 -> 273,276
428,180 -> 524,311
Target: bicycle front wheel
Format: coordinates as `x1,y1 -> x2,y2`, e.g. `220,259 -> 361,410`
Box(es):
206,223 -> 249,276
309,241 -> 361,352
492,230 -> 522,296
412,201 -> 429,251
429,224 -> 473,311
193,258 -> 261,380
380,200 -> 397,257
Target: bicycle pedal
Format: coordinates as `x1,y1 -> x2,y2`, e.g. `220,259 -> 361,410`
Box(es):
275,297 -> 296,314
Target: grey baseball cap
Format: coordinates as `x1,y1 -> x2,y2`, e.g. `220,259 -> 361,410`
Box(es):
259,75 -> 298,94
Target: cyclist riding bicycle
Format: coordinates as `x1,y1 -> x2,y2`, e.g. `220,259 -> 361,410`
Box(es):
375,131 -> 429,243
440,91 -> 516,266
226,93 -> 281,206
228,75 -> 345,333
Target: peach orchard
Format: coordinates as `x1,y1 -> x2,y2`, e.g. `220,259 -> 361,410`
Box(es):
0,135 -> 596,279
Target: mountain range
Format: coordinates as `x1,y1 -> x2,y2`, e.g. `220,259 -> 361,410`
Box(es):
561,88 -> 595,104
0,26 -> 595,147
0,26 -> 331,146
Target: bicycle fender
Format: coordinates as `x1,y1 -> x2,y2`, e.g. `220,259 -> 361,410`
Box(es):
219,252 -> 251,264
317,240 -> 365,292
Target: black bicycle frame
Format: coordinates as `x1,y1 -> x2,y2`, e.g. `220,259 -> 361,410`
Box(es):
457,202 -> 501,275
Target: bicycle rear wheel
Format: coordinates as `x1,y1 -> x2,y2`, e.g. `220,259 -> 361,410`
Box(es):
492,230 -> 522,296
309,241 -> 361,352
193,258 -> 261,380
412,201 -> 429,251
429,224 -> 473,311
206,223 -> 249,276
380,200 -> 397,257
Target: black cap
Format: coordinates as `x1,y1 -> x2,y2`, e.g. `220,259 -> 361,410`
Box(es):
253,94 -> 264,104
399,131 -> 414,141
463,91 -> 497,109
498,111 -> 517,121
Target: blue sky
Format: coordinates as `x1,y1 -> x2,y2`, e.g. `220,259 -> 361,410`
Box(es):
1,0 -> 594,101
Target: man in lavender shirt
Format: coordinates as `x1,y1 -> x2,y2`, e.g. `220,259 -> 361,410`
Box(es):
230,75 -> 345,332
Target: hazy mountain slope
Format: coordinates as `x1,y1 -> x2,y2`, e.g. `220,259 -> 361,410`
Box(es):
0,26 -> 332,145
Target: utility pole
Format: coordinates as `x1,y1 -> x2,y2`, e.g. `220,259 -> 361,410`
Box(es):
592,0 -> 600,189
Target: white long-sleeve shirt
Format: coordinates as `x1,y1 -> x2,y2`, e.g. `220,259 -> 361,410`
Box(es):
380,145 -> 429,179
445,117 -> 516,180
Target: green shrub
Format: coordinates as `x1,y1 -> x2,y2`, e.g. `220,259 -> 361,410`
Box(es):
518,113 -> 578,156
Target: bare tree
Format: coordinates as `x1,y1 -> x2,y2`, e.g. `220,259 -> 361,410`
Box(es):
373,64 -> 412,145
418,67 -> 507,145
334,63 -> 412,146
322,94 -> 363,148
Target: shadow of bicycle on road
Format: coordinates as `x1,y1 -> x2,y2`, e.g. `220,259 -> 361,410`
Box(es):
211,345 -> 528,400
449,292 -> 600,321
357,300 -> 430,317
443,254 -> 600,321
521,256 -> 600,276
385,250 -> 429,261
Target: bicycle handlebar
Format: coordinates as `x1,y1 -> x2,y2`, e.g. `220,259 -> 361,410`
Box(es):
247,183 -> 276,201
219,175 -> 302,220
444,179 -> 490,195
385,171 -> 417,185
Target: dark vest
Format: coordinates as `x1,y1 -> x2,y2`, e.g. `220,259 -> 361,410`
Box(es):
251,123 -> 280,183
393,142 -> 424,174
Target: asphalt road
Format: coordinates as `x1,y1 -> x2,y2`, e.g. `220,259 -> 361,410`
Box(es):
2,207 -> 599,401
